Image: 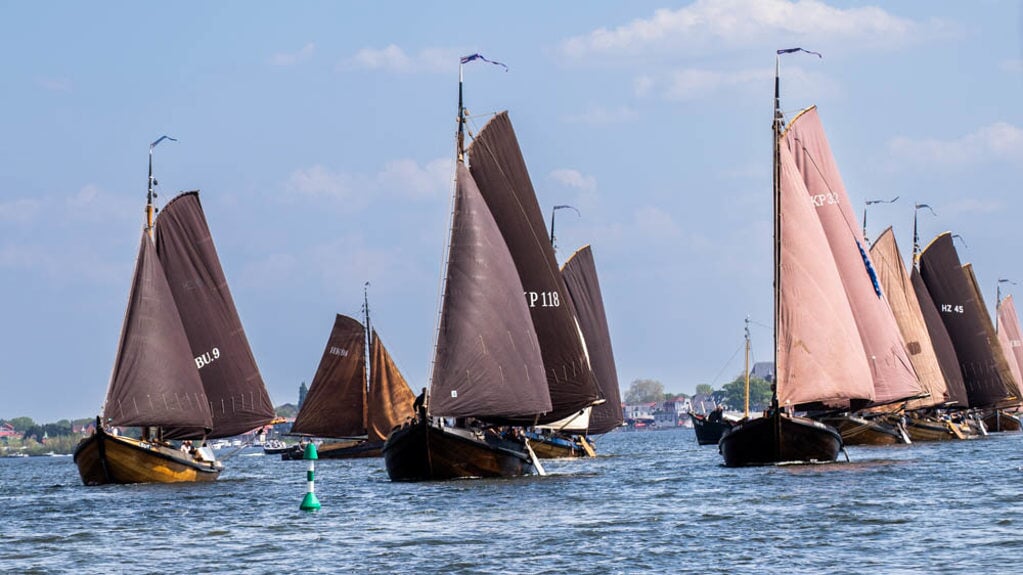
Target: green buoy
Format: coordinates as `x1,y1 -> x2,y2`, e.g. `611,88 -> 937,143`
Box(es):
299,442 -> 321,511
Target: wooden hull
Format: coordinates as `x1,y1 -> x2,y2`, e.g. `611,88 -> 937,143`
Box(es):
383,418 -> 535,481
898,413 -> 968,442
280,439 -> 383,460
818,414 -> 908,446
982,409 -> 1022,432
73,429 -> 221,486
690,413 -> 733,446
719,412 -> 842,467
523,432 -> 595,459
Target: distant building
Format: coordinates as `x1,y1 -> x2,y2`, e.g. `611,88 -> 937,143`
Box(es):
623,403 -> 656,429
751,362 -> 775,382
0,422 -> 16,439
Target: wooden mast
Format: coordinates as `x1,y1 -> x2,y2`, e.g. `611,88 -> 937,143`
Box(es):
744,316 -> 751,419
146,135 -> 176,238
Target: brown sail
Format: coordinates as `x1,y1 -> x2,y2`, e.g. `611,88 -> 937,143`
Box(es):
467,112 -> 600,423
154,191 -> 274,438
102,231 -> 213,433
918,232 -> 1018,408
964,263 -> 1021,402
561,245 -> 623,434
910,267 -> 969,407
783,108 -> 921,406
291,314 -> 367,438
366,330 -> 416,442
997,295 -> 1023,386
869,227 -> 950,409
429,163 -> 552,421
776,133 -> 875,408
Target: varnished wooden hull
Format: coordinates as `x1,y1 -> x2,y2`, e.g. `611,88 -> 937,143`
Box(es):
898,414 -> 967,442
383,418 -> 535,481
719,412 -> 842,467
524,432 -> 595,459
981,409 -> 1022,432
691,413 -> 733,446
280,439 -> 383,460
73,429 -> 221,486
818,414 -> 908,445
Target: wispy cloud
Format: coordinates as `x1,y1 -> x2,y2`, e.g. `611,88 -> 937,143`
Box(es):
1000,59 -> 1023,73
377,157 -> 453,199
550,169 -> 597,193
284,157 -> 451,208
888,122 -> 1023,169
285,164 -> 359,203
269,43 -> 315,67
564,105 -> 638,125
0,198 -> 43,223
561,0 -> 944,61
634,205 -> 682,240
341,44 -> 459,74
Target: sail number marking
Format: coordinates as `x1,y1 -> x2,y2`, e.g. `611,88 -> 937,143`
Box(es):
329,346 -> 349,357
940,304 -> 965,314
195,347 -> 221,369
525,291 -> 561,308
810,193 -> 839,208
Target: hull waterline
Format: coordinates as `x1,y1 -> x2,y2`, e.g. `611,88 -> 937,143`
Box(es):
719,411 -> 842,467
73,428 -> 221,486
383,418 -> 535,481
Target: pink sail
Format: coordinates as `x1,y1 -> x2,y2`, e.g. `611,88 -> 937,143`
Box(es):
869,227 -> 950,409
783,108 -> 921,405
777,140 -> 874,407
997,295 -> 1023,389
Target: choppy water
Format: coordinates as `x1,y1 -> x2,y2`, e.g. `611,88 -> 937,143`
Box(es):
3,429 -> 1022,574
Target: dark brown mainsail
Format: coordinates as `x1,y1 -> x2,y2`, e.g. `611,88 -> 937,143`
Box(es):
366,330 -> 417,442
910,267 -> 969,406
290,315 -> 368,438
467,112 -> 600,423
154,191 -> 274,438
428,163 -> 551,421
919,232 -> 1018,408
964,263 -> 1021,402
102,231 -> 213,433
561,245 -> 623,434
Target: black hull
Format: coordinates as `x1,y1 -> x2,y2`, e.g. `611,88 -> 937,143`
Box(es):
690,413 -> 732,446
719,412 -> 843,467
383,418 -> 535,482
280,439 -> 383,460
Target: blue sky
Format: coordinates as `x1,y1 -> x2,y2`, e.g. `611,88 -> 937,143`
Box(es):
2,1 -> 1021,422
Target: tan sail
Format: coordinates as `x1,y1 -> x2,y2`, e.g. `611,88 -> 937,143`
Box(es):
783,107 -> 922,405
869,227 -> 949,409
366,330 -> 416,443
996,295 -> 1023,389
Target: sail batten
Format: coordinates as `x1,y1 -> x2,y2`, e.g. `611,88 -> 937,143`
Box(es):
467,112 -> 600,422
154,191 -> 274,439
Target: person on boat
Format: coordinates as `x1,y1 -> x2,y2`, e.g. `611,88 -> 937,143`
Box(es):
180,440 -> 192,454
708,405 -> 724,423
412,387 -> 427,418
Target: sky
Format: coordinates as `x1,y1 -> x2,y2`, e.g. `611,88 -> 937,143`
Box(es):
1,1 -> 1021,423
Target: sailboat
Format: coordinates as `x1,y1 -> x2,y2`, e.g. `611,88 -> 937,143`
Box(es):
383,58 -> 601,481
283,292 -> 416,459
992,293 -> 1023,430
526,245 -> 622,458
868,226 -> 971,441
720,52 -> 876,466
692,319 -> 749,446
918,232 -> 1021,433
74,143 -> 274,485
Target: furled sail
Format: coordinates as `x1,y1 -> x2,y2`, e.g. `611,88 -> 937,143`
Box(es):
869,227 -> 949,410
561,245 -> 624,434
102,231 -> 213,433
776,137 -> 875,407
918,232 -> 1018,408
291,314 -> 368,438
783,107 -> 921,406
467,112 -> 601,423
154,191 -> 275,438
429,163 -> 552,421
366,330 -> 416,442
910,267 -> 969,407
997,295 -> 1023,388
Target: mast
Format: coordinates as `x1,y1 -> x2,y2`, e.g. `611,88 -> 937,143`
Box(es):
363,281 -> 372,397
997,279 -> 1016,331
772,53 -> 782,415
912,203 -> 934,268
548,204 -> 580,252
457,61 -> 465,162
744,316 -> 751,419
862,196 -> 898,245
146,135 -> 176,236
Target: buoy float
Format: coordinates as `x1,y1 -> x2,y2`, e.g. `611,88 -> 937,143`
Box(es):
299,442 -> 321,511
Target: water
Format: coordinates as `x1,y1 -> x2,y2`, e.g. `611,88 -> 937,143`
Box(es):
2,429 -> 1022,574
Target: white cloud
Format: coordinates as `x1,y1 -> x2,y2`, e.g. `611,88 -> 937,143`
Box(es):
561,0 -> 941,60
550,169 -> 597,193
285,164 -> 358,202
1000,59 -> 1023,73
269,43 -> 315,66
341,44 -> 459,74
285,157 -> 451,208
564,105 -> 638,125
888,122 -> 1023,169
377,157 -> 453,199
634,206 -> 682,239
0,198 -> 43,223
